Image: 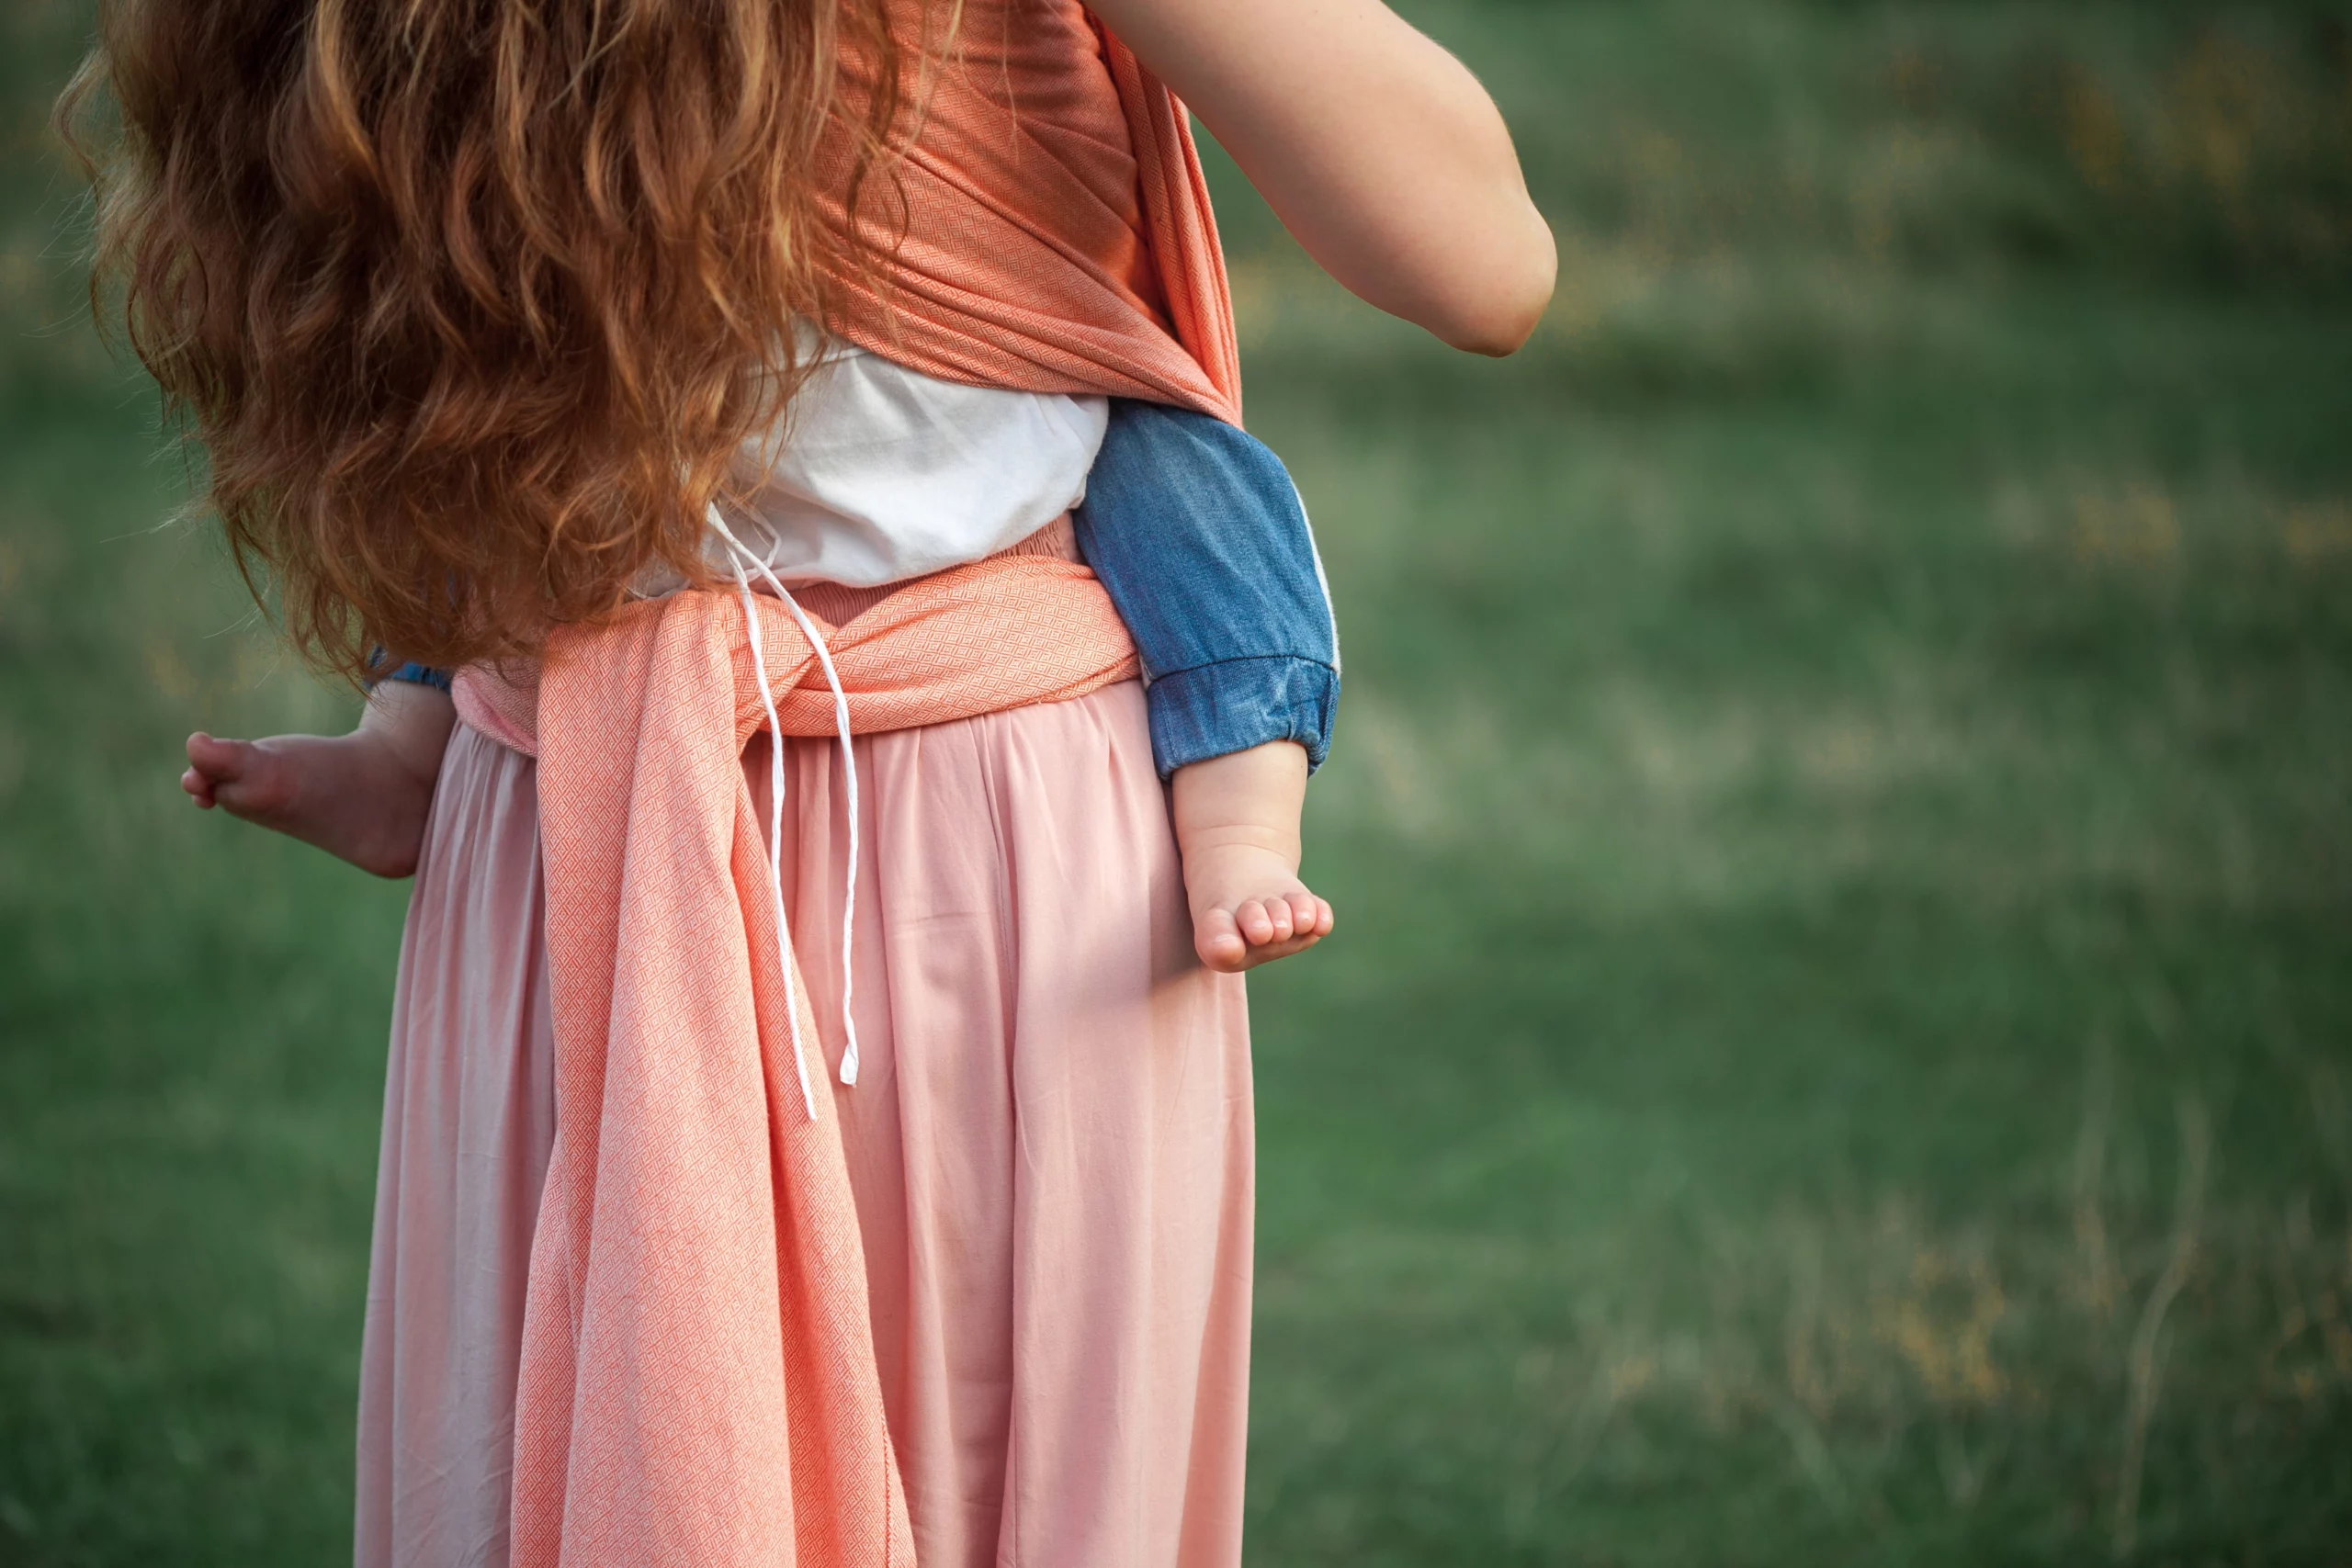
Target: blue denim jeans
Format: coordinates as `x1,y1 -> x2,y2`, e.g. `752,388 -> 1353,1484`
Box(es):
370,660 -> 451,693
382,399 -> 1339,779
1073,399 -> 1339,777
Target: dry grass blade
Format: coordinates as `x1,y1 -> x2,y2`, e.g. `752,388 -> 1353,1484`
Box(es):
2111,1095 -> 2211,1560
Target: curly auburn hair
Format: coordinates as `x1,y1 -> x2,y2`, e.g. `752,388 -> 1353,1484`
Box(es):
58,0 -> 919,680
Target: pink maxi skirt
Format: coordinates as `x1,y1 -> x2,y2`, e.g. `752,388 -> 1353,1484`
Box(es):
356,680 -> 1254,1568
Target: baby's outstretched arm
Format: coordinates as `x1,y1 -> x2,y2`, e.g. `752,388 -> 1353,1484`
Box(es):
183,677 -> 454,878
1172,739 -> 1333,972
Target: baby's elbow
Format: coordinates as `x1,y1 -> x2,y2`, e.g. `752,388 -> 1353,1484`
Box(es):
1432,220 -> 1557,358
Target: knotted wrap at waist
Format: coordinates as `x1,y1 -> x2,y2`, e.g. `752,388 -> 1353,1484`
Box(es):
451,550 -> 1137,756
447,553 -> 1136,1568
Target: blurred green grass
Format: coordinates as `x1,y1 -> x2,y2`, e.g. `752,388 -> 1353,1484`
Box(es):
5,0 -> 2350,1562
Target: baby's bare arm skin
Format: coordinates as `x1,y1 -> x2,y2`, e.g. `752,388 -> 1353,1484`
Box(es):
182,680 -> 455,878
1171,740 -> 1334,973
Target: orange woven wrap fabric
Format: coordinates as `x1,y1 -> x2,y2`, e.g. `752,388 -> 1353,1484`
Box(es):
452,557 -> 1138,1568
453,553 -> 1139,759
819,0 -> 1242,423
454,3 -> 1237,1559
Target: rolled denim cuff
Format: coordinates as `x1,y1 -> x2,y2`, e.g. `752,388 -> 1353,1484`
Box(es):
364,649 -> 454,694
1145,655 -> 1338,780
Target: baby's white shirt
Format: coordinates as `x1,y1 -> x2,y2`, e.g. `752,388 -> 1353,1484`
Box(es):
706,332 -> 1108,589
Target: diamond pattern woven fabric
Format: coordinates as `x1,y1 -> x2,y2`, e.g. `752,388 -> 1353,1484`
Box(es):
440,0 -> 1232,1549
451,555 -> 1136,1568
816,0 -> 1242,425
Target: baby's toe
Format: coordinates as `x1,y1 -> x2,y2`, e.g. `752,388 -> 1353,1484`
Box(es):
1234,898 -> 1278,946
187,733 -> 271,798
187,732 -> 239,777
1263,897 -> 1296,943
1194,908 -> 1248,973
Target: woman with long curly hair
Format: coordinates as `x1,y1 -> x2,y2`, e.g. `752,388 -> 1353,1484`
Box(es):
62,0 -> 1552,1562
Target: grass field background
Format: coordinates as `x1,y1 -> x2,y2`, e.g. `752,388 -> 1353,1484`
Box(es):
5,0 -> 2350,1562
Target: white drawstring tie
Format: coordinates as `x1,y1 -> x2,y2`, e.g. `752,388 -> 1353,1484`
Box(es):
707,505 -> 865,1119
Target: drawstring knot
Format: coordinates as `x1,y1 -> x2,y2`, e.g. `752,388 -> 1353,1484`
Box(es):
707,505 -> 865,1121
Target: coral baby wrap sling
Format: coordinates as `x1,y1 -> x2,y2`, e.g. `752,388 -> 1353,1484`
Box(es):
445,5 -> 1243,1563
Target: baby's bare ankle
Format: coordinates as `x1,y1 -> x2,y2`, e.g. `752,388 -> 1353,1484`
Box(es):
1170,742 -> 1307,865
359,682 -> 458,784
1169,744 -> 1332,973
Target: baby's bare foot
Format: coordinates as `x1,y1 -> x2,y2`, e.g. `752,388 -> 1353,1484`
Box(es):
1170,740 -> 1332,974
1183,840 -> 1335,974
184,728 -> 437,878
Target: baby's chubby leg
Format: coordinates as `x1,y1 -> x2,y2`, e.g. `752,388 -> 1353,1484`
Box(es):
183,679 -> 455,878
1171,739 -> 1335,973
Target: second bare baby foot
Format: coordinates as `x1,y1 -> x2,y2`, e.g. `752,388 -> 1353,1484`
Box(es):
183,728 -> 438,878
1184,840 -> 1335,974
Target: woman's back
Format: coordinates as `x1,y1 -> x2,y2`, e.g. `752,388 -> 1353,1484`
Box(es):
818,0 -> 1240,418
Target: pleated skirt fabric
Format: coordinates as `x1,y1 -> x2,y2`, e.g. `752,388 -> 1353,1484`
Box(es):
355,682 -> 1254,1568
